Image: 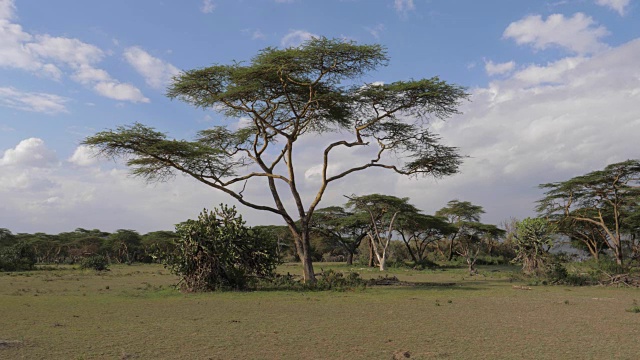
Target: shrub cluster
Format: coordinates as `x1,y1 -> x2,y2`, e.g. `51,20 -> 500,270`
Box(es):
79,255 -> 110,271
0,242 -> 37,272
158,205 -> 280,292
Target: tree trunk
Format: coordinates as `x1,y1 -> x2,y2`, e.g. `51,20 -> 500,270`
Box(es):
346,252 -> 354,265
447,237 -> 455,261
298,230 -> 316,284
368,238 -> 375,267
614,244 -> 623,266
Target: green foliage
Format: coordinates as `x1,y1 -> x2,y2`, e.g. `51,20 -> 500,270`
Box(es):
538,159 -> 640,264
627,300 -> 640,313
0,241 -> 37,272
512,217 -> 556,275
84,37 -> 467,282
158,205 -> 280,292
80,255 -> 110,271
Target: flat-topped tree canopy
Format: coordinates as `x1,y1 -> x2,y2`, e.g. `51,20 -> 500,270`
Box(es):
84,37 -> 467,283
537,159 -> 640,266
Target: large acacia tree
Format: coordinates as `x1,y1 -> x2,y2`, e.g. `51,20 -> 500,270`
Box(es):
538,160 -> 640,265
84,38 -> 466,283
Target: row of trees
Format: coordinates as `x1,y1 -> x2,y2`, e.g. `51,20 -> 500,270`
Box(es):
304,195 -> 507,274
0,196 -> 509,275
0,227 -> 178,266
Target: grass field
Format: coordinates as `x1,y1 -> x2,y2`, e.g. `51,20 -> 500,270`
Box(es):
1,263 -> 639,359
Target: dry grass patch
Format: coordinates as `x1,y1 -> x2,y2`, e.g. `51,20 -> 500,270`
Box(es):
1,264 -> 639,359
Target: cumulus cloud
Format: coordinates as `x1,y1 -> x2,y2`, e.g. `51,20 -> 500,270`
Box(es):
503,13 -> 609,54
484,60 -> 516,76
512,57 -> 586,85
0,0 -> 16,20
0,138 -> 58,167
595,0 -> 630,15
0,87 -> 69,114
200,0 -> 215,13
68,145 -> 98,166
123,46 -> 181,90
417,38 -> 640,221
281,30 -> 317,47
94,82 -> 149,103
0,0 -> 147,104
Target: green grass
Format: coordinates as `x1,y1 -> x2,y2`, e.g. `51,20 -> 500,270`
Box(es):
1,263 -> 639,359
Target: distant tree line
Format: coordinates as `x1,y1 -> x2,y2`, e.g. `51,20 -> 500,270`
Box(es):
0,227 -> 179,270
2,159 -> 637,277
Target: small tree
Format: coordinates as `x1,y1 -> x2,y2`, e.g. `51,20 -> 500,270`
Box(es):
456,222 -> 505,275
512,217 -> 556,275
346,194 -> 419,271
310,206 -> 370,265
436,200 -> 485,261
396,213 -> 455,266
158,205 -> 279,291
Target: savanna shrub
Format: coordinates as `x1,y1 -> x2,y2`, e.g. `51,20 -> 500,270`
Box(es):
80,255 -> 110,271
0,242 -> 37,272
158,205 -> 280,292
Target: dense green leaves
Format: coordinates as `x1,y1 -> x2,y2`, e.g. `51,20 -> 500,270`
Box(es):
512,217 -> 556,275
158,205 -> 280,291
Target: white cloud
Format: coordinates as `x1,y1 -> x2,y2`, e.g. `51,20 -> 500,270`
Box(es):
281,30 -> 318,47
365,24 -> 385,39
200,0 -> 215,13
123,46 -> 181,90
0,0 -> 147,104
71,64 -> 111,85
513,57 -> 586,85
0,87 -> 69,114
417,38 -> 640,222
94,82 -> 149,103
503,13 -> 609,54
0,138 -> 58,167
68,145 -> 98,166
0,0 -> 16,20
252,29 -> 266,40
394,0 -> 415,15
485,60 -> 515,76
26,34 -> 104,66
595,0 -> 630,15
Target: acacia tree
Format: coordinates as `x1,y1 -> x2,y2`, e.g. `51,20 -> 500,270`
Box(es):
84,38 -> 466,283
455,222 -> 504,275
310,206 -> 370,265
396,213 -> 455,265
538,160 -> 640,265
346,194 -> 419,271
435,200 -> 485,261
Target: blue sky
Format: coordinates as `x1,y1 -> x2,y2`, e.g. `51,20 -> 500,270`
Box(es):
1,0 -> 639,233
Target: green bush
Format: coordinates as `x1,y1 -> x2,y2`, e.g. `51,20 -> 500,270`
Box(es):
80,255 -> 110,271
0,242 -> 37,272
158,205 -> 280,292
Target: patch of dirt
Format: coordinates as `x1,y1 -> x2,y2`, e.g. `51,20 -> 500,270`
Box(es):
392,349 -> 411,359
368,275 -> 455,287
0,340 -> 22,349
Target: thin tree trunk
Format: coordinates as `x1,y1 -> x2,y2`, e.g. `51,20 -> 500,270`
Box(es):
368,238 -> 375,267
346,252 -> 354,265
